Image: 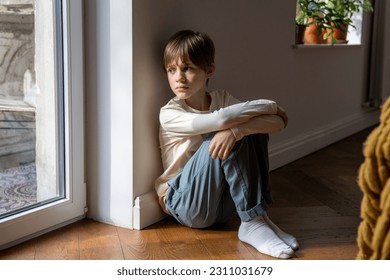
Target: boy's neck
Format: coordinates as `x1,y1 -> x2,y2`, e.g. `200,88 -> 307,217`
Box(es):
185,92 -> 211,111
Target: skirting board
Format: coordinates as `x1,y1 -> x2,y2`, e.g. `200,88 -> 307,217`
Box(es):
133,110 -> 380,230
133,191 -> 167,230
268,110 -> 380,171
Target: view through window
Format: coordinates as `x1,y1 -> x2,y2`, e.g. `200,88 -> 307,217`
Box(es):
0,0 -> 64,218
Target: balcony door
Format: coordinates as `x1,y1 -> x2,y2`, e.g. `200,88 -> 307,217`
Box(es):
0,0 -> 85,249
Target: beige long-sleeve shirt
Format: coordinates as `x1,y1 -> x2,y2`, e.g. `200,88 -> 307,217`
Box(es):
155,90 -> 284,213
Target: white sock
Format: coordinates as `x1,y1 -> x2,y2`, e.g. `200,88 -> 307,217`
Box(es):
263,214 -> 299,251
238,215 -> 294,259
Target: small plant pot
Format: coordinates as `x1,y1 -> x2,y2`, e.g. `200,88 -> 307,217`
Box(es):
304,23 -> 326,44
327,23 -> 348,44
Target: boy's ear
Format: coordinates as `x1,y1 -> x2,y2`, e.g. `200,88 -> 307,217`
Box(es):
206,63 -> 215,78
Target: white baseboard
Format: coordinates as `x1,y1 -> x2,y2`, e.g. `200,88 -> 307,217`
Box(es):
133,110 -> 380,230
133,191 -> 167,230
268,110 -> 380,170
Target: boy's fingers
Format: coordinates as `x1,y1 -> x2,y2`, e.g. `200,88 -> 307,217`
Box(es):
209,143 -> 219,159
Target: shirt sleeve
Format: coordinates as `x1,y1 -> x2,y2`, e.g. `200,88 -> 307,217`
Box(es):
160,98 -> 278,137
230,115 -> 285,140
226,94 -> 285,140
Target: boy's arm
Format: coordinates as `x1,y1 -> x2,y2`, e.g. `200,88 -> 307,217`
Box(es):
209,114 -> 286,160
230,114 -> 286,140
226,94 -> 288,140
209,129 -> 237,160
160,99 -> 278,136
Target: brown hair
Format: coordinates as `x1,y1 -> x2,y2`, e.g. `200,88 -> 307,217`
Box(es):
163,30 -> 215,72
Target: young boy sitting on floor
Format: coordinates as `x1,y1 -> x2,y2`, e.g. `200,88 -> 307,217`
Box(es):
155,30 -> 298,259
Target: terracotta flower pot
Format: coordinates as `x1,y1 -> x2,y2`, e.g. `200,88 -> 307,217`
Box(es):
304,23 -> 326,44
327,23 -> 348,44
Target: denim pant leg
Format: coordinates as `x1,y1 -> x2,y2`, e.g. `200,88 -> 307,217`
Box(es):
165,134 -> 235,228
165,133 -> 272,228
222,133 -> 272,222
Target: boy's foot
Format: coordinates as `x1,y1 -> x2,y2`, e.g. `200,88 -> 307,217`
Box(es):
263,214 -> 299,251
238,215 -> 294,259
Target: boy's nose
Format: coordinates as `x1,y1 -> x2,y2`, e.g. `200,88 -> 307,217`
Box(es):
176,73 -> 186,83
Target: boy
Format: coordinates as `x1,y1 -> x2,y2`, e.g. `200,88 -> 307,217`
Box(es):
155,30 -> 298,259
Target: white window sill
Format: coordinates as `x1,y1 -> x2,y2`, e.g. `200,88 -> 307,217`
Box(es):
293,43 -> 364,49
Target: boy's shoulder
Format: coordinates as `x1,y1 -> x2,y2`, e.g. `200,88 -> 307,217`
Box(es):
212,89 -> 239,101
161,96 -> 185,110
209,89 -> 240,108
209,89 -> 230,99
160,89 -> 236,112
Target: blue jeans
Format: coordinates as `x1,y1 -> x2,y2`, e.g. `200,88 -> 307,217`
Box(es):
165,133 -> 272,228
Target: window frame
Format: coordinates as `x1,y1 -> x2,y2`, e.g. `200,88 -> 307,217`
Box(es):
0,0 -> 85,249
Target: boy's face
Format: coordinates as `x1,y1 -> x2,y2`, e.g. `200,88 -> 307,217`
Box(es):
166,57 -> 214,104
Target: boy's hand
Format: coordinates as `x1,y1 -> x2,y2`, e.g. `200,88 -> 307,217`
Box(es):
277,106 -> 288,127
209,129 -> 237,160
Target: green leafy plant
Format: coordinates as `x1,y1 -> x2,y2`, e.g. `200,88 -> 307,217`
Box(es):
327,0 -> 373,26
296,0 -> 373,44
296,0 -> 336,43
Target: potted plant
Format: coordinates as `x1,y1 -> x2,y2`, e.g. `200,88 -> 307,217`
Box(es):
296,0 -> 333,44
324,0 -> 373,43
295,0 -> 373,44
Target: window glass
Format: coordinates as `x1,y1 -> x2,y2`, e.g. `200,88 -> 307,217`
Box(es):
0,0 -> 64,219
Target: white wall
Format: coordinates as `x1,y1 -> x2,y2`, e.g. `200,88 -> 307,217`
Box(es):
84,0 -> 133,228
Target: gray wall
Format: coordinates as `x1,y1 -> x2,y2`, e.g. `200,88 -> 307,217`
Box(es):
132,0 -> 383,200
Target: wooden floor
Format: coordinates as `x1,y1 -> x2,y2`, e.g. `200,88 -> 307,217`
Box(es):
0,127 -> 374,260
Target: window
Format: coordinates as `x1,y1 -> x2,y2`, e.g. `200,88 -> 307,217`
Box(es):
0,1 -> 37,216
0,0 -> 85,249
0,0 -> 66,219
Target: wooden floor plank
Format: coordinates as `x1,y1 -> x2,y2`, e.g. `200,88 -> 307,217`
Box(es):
118,221 -> 178,260
0,240 -> 36,260
117,227 -> 161,260
297,242 -> 359,260
285,170 -> 360,216
153,218 -> 213,260
34,222 -> 81,260
78,219 -> 124,260
194,222 -> 255,260
198,233 -> 255,260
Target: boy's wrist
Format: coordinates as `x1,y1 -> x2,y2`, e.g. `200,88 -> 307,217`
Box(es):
230,127 -> 242,141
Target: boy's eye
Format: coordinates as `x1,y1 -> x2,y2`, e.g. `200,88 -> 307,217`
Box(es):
167,68 -> 175,74
183,66 -> 193,72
